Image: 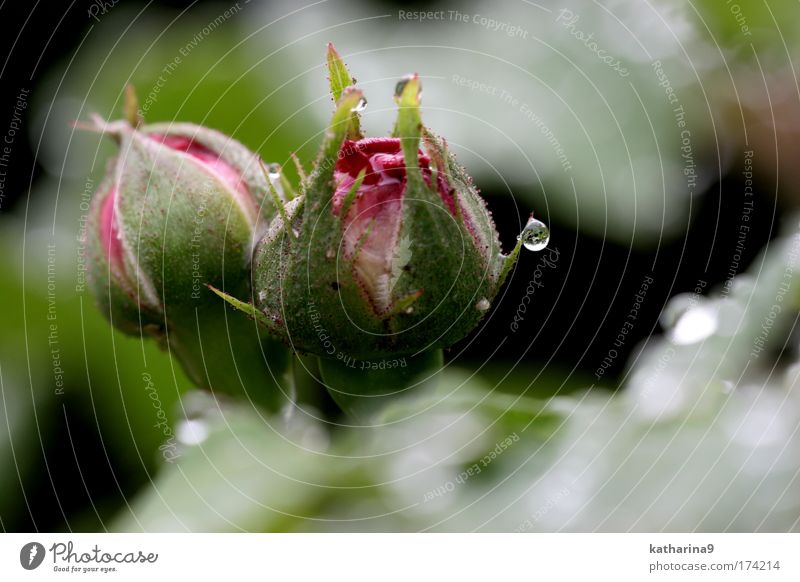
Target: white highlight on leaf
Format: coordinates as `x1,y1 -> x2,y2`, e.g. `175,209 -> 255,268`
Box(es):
670,305 -> 718,345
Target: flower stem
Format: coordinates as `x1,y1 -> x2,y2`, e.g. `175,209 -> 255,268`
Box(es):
167,307 -> 292,412
317,349 -> 443,421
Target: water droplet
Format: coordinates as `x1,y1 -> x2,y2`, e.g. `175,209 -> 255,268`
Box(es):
267,163 -> 281,180
669,305 -> 718,345
351,97 -> 367,113
404,306 -> 414,314
476,298 -> 491,312
176,418 -> 209,446
518,218 -> 549,251
394,77 -> 410,99
326,248 -> 335,259
394,75 -> 421,102
257,289 -> 268,303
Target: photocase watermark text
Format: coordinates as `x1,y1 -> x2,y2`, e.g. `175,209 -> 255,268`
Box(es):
143,372 -> 180,463
510,247 -> 560,332
556,9 -> 629,77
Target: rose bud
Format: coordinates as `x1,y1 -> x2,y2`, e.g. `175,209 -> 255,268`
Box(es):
248,45 -> 522,366
83,93 -> 290,410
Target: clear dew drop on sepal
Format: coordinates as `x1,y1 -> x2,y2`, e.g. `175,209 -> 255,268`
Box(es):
394,75 -> 421,103
475,298 -> 491,312
351,97 -> 367,113
518,217 -> 550,252
267,163 -> 281,180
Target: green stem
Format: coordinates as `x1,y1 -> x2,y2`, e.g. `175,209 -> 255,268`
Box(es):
317,349 -> 443,421
290,354 -> 331,413
167,307 -> 291,412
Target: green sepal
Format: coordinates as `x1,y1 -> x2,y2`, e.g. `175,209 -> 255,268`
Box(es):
251,196 -> 305,337
124,84 -> 143,128
336,168 -> 367,233
208,285 -> 272,328
326,42 -> 353,102
497,238 -> 523,289
305,87 -> 363,212
424,129 -> 506,286
114,127 -> 255,322
260,160 -> 295,241
85,170 -> 163,335
394,74 -> 423,188
326,43 -> 362,140
128,121 -> 281,222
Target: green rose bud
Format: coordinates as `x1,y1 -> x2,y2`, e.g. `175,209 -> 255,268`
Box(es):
83,101 -> 290,410
250,46 -> 519,363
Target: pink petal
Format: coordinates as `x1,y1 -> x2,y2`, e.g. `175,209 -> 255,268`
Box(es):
99,187 -> 126,275
150,134 -> 255,222
331,137 -> 456,313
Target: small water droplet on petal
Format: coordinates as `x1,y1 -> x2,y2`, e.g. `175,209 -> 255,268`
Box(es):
518,218 -> 549,251
326,248 -> 335,259
476,298 -> 491,312
404,306 -> 414,314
